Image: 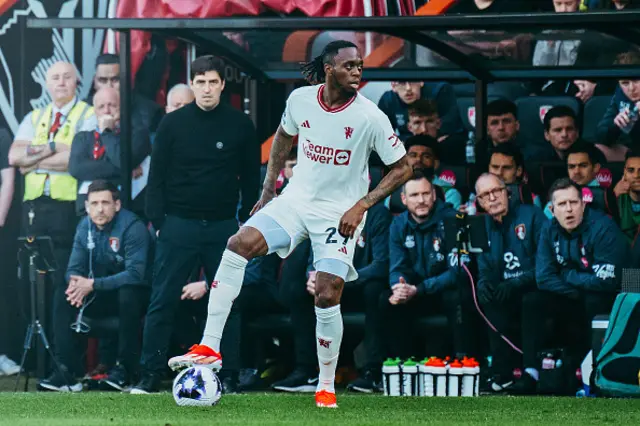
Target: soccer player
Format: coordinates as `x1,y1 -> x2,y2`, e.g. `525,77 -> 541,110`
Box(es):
167,41 -> 412,408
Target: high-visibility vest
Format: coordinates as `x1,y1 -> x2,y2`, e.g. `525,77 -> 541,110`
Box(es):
24,101 -> 94,201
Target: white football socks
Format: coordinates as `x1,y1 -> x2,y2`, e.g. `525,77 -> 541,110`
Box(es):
525,368 -> 539,381
315,305 -> 343,394
201,249 -> 248,352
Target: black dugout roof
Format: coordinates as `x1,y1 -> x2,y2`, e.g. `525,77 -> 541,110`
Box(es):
27,11 -> 640,82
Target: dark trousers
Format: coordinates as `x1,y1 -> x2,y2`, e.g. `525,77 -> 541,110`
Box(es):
52,285 -> 149,377
380,286 -> 482,359
139,215 -> 237,374
521,290 -> 616,369
480,296 -> 524,377
220,284 -> 286,374
285,278 -> 387,373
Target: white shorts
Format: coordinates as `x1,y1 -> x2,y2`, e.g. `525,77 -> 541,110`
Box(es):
245,191 -> 365,282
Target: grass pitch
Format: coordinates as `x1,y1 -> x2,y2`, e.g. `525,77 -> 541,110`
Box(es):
0,392 -> 638,426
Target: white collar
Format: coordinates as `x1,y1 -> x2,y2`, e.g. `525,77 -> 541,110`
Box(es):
52,96 -> 78,117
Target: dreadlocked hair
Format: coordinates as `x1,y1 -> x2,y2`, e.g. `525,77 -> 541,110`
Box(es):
300,40 -> 358,85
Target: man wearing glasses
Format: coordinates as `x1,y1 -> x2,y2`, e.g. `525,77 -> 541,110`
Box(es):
474,173 -> 545,393
39,180 -> 151,393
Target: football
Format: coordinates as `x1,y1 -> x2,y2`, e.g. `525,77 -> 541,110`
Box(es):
172,366 -> 222,407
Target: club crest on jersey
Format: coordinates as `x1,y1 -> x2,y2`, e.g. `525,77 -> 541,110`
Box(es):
582,187 -> 594,204
515,224 -> 526,240
405,235 -> 415,249
396,114 -> 405,127
344,126 -> 354,139
109,237 -> 119,252
539,105 -> 552,123
433,238 -> 441,252
467,106 -> 476,128
357,235 -> 366,248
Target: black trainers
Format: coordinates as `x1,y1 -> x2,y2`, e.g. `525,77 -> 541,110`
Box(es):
271,369 -> 318,393
38,365 -> 82,392
221,372 -> 241,395
347,369 -> 383,393
102,364 -> 130,392
130,372 -> 160,394
510,372 -> 538,395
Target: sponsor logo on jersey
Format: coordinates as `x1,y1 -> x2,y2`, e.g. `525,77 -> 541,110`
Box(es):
318,338 -> 331,349
302,140 -> 351,166
596,168 -> 613,188
388,134 -> 401,148
582,187 -> 594,204
515,224 -> 526,240
344,126 -> 354,139
438,170 -> 457,186
539,105 -> 552,123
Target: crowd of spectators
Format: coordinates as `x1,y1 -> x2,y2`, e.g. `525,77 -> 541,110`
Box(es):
0,0 -> 639,397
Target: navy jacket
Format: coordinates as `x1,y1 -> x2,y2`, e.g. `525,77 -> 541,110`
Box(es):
536,208 -> 629,295
389,200 -> 468,295
308,203 -> 391,286
66,209 -> 152,291
377,83 -> 463,141
596,86 -> 640,147
478,204 -> 546,293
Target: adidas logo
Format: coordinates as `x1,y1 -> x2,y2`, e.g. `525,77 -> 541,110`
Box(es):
301,120 -> 310,128
338,246 -> 347,255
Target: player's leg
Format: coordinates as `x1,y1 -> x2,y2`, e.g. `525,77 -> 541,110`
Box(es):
168,212 -> 296,372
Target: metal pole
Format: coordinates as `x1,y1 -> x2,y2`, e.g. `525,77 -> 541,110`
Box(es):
474,79 -> 488,167
119,30 -> 132,208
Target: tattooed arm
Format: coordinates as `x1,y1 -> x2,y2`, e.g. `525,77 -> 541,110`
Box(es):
250,125 -> 295,215
338,155 -> 412,238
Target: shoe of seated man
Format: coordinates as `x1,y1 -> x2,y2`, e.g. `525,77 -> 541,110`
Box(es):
271,368 -> 318,393
509,371 -> 538,395
130,372 -> 160,394
315,390 -> 338,408
102,363 -> 130,392
168,344 -> 222,372
347,369 -> 383,394
0,355 -> 21,376
38,365 -> 82,392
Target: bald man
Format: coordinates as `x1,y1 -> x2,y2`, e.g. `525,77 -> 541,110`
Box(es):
69,87 -> 150,216
9,61 -> 95,387
166,84 -> 194,114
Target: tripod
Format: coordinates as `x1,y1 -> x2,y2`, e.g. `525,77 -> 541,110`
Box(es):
14,237 -> 68,392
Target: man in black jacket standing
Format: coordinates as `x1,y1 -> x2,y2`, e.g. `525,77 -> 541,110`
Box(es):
131,55 -> 260,393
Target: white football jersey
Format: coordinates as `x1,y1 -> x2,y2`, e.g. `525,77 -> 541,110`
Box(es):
280,84 -> 406,213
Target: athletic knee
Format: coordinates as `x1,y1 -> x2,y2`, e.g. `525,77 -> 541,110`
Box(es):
315,273 -> 344,308
226,230 -> 265,260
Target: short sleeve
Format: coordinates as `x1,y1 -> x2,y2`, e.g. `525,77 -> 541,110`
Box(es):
372,111 -> 406,166
280,96 -> 298,136
14,112 -> 35,141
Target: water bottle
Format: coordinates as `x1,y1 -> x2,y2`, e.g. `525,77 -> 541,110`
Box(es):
466,131 -> 476,164
418,358 -> 430,396
431,358 -> 448,397
402,358 -> 419,397
619,102 -> 639,134
542,353 -> 556,370
382,358 -> 402,396
448,359 -> 464,397
466,194 -> 477,216
461,357 -> 476,397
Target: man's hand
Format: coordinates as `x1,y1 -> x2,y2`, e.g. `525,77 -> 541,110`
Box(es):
574,80 -> 596,103
66,275 -> 94,308
181,281 -> 208,300
339,202 -> 366,239
389,277 -> 417,305
98,114 -> 116,132
477,284 -> 494,305
250,188 -> 276,216
19,164 -> 39,175
614,102 -> 640,130
306,271 -> 317,296
614,179 -> 630,197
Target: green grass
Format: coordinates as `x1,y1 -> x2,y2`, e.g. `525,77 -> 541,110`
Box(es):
0,392 -> 638,426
